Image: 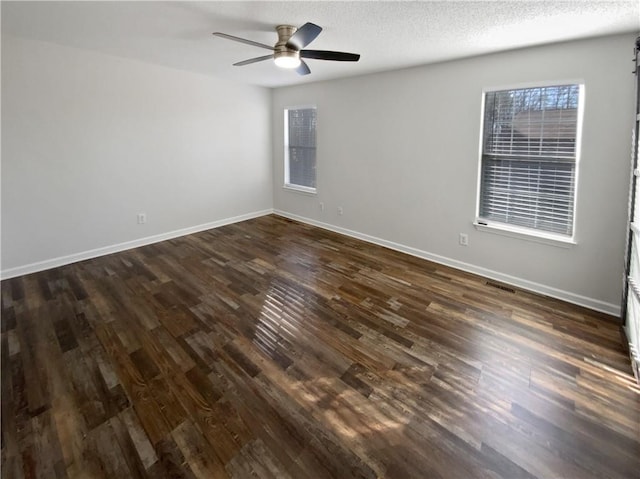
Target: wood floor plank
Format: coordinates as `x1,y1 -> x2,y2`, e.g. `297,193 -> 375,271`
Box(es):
172,419 -> 229,479
2,214 -> 638,478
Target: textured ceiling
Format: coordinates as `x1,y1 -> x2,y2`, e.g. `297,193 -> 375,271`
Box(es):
3,1 -> 639,88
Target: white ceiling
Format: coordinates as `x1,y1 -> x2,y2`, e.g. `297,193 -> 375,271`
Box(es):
3,1 -> 639,88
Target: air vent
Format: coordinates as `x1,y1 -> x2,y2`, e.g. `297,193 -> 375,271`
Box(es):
486,281 -> 516,293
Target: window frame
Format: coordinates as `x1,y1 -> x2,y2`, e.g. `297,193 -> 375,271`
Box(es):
474,81 -> 585,246
283,105 -> 318,195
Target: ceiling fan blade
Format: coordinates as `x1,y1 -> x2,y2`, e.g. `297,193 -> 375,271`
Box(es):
296,60 -> 311,76
233,55 -> 274,66
301,50 -> 360,62
212,32 -> 274,51
287,22 -> 322,50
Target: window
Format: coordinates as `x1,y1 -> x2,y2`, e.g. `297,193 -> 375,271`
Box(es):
284,107 -> 317,193
477,84 -> 582,239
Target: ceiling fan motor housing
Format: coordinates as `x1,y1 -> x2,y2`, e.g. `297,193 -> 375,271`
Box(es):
274,25 -> 300,65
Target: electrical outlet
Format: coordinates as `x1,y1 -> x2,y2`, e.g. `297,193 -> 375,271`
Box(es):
338,206 -> 344,216
319,202 -> 325,211
137,213 -> 147,224
459,233 -> 468,246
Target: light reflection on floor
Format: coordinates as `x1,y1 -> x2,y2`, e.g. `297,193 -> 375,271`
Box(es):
253,278 -> 408,444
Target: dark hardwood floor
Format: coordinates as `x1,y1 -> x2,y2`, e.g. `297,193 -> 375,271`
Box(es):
1,214 -> 639,478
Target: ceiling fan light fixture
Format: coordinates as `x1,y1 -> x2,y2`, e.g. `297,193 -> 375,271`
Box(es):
213,22 -> 360,76
274,51 -> 301,69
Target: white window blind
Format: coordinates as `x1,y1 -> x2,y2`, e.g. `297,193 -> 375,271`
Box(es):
285,107 -> 317,190
479,84 -> 581,236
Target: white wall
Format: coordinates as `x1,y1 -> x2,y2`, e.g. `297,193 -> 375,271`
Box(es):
1,35 -> 272,276
272,33 -> 637,315
3,33 -> 635,314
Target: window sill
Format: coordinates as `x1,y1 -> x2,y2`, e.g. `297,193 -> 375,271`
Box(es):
473,221 -> 576,248
283,184 -> 317,195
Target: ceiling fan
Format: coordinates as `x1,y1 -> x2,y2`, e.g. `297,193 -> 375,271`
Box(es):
212,22 -> 360,75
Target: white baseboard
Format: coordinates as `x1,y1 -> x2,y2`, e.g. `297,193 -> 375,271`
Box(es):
274,210 -> 620,317
0,209 -> 274,280
3,208 -> 621,317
